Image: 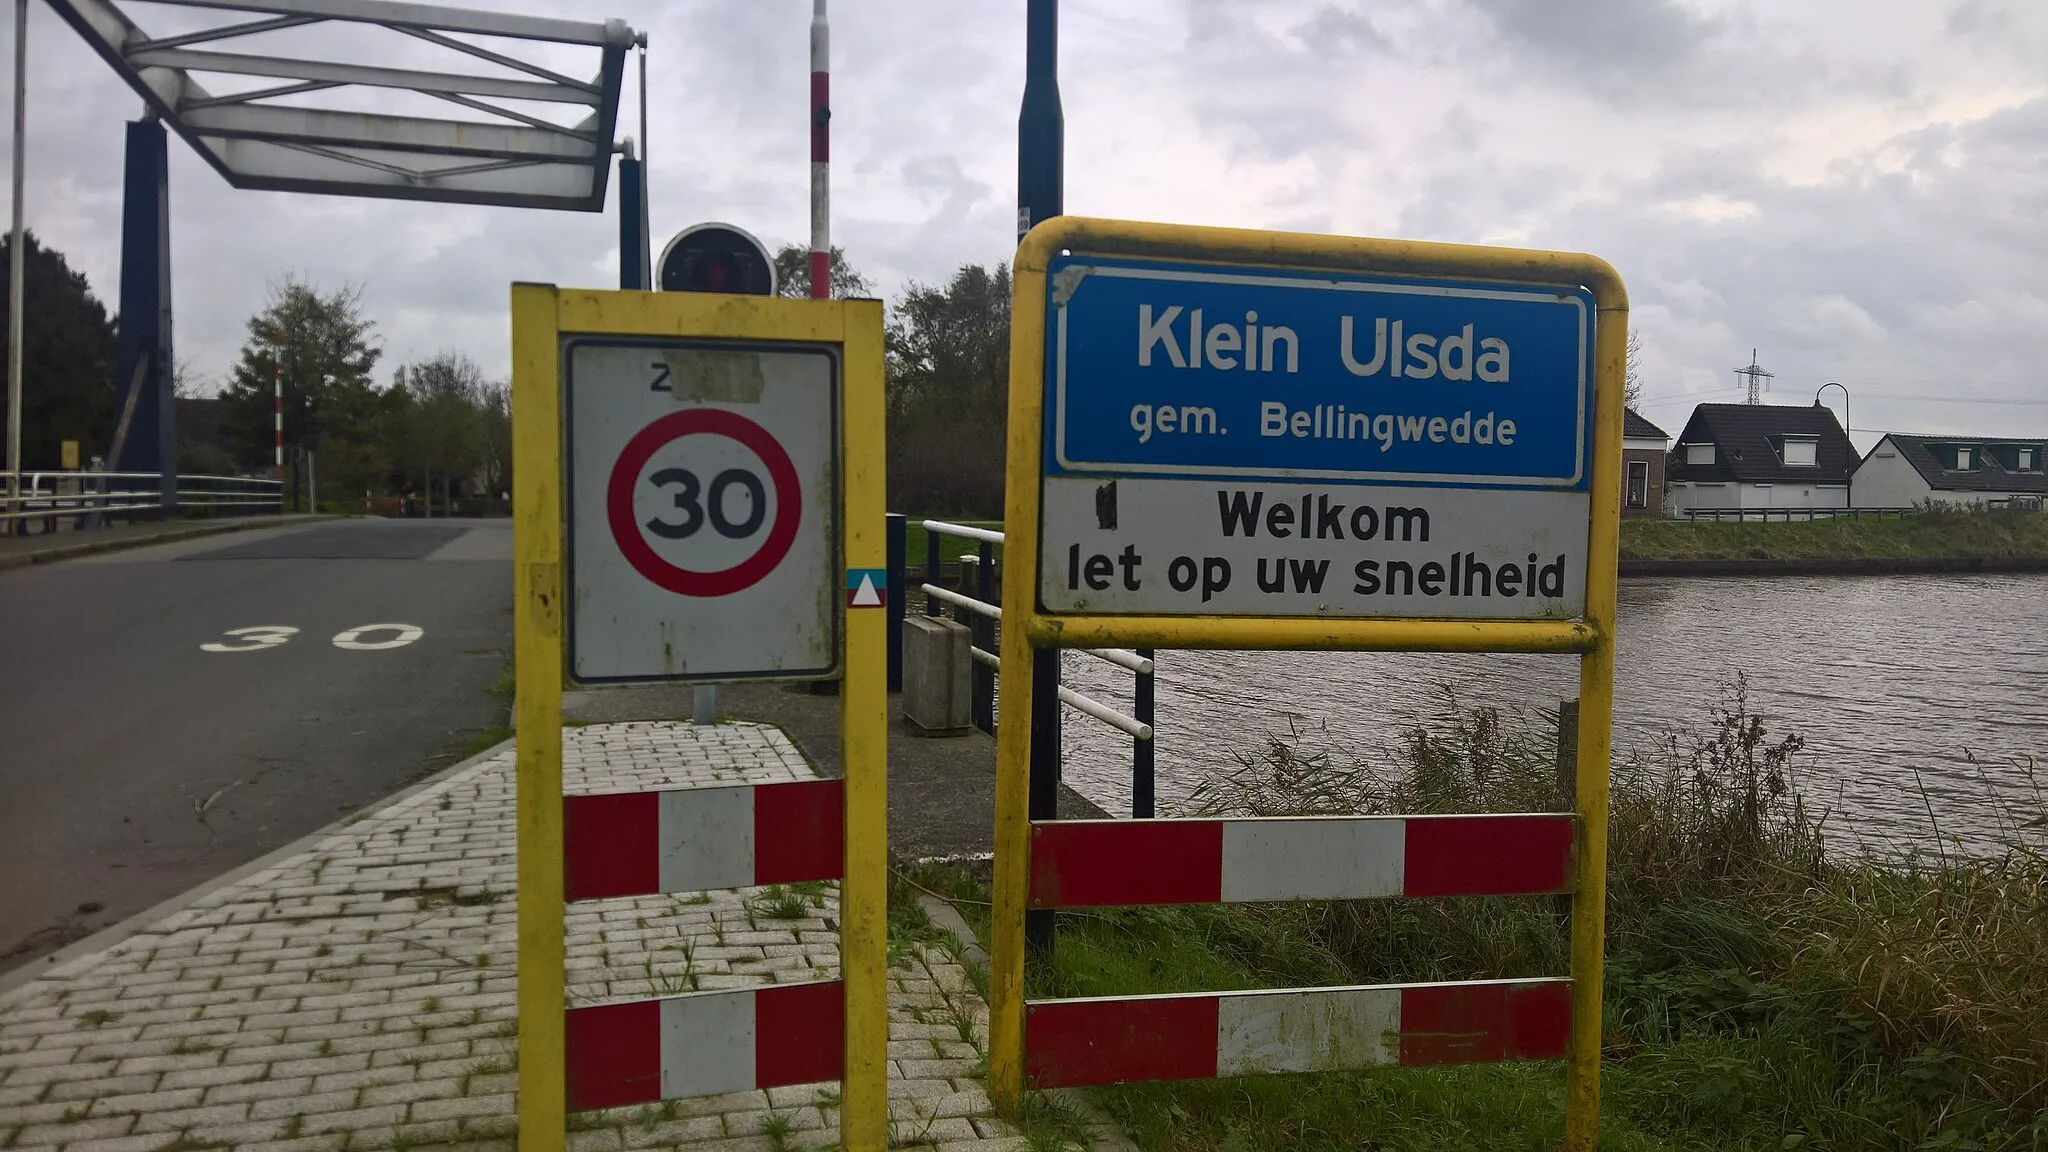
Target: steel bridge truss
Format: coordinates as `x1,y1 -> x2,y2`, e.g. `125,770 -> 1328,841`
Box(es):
45,0 -> 632,210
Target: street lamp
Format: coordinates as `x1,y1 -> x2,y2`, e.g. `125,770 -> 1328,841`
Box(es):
1817,381 -> 1849,440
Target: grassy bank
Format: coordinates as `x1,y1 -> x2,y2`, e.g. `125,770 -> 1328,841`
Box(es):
909,686 -> 2048,1151
1622,507 -> 2048,562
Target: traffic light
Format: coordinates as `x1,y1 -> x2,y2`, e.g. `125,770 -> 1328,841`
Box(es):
658,222 -> 777,296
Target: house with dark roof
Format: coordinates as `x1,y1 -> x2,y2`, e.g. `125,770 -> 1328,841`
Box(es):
1622,410 -> 1670,517
1851,434 -> 2046,509
1665,402 -> 1854,513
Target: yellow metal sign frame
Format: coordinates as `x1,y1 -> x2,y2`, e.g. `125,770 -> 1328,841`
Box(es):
987,217 -> 1626,1151
510,286 -> 890,1152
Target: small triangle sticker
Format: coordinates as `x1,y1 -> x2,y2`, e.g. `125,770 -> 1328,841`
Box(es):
852,574 -> 882,606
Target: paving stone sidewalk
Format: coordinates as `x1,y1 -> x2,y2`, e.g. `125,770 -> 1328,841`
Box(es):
0,723 -> 1030,1152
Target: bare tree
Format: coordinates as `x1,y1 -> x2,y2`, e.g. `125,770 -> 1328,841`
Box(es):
1625,330 -> 1644,412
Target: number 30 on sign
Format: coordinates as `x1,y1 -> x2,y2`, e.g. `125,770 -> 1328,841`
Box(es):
566,340 -> 840,684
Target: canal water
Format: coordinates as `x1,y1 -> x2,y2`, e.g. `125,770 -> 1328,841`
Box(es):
1058,573 -> 2048,853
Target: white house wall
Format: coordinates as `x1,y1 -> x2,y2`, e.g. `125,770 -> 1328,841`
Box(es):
1669,480 -> 1847,511
1851,444 -> 1933,507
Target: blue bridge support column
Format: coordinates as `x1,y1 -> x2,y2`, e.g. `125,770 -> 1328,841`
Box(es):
618,154 -> 649,290
110,117 -> 175,515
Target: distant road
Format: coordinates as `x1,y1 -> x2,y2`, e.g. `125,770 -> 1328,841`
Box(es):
0,517 -> 511,973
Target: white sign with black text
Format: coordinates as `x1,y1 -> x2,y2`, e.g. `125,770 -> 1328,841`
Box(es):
1039,476 -> 1587,619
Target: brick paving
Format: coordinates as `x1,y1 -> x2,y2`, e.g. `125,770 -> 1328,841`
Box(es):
0,723 -> 1031,1152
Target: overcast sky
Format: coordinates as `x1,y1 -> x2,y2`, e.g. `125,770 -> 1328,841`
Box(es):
7,0 -> 2047,448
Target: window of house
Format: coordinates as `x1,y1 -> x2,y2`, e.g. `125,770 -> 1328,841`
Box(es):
1956,446 -> 1974,470
1685,443 -> 1715,465
1781,437 -> 1818,466
1627,460 -> 1649,508
2021,447 -> 2037,471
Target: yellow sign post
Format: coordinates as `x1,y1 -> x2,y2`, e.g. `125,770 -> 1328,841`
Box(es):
510,286 -> 890,1152
988,218 -> 1625,1149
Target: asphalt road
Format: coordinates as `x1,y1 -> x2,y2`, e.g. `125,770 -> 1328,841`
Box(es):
0,517 -> 512,973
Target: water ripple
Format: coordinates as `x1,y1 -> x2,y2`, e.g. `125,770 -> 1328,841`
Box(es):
1059,573 -> 2048,851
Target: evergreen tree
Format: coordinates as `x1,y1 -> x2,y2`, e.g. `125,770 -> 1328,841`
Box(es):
885,263 -> 1012,516
216,278 -> 389,497
0,232 -> 117,469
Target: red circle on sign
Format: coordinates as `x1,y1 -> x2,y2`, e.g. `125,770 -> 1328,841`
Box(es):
606,408 -> 802,597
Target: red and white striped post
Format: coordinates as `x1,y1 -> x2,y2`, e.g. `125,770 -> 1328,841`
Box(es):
808,0 -> 830,300
271,326 -> 283,481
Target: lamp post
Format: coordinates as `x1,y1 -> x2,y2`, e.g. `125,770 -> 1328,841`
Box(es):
1817,381 -> 1849,440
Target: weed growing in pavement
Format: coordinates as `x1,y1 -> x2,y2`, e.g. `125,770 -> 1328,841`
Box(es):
757,1110 -> 796,1152
76,1009 -> 119,1028
889,1103 -> 938,1148
748,885 -> 813,920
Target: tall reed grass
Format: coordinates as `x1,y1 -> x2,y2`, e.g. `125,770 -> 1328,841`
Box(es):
1131,676 -> 2048,1148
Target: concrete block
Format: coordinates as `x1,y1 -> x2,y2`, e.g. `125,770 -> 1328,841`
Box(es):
901,614 -> 972,734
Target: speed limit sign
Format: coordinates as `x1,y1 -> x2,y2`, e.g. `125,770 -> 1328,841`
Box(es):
566,339 -> 838,682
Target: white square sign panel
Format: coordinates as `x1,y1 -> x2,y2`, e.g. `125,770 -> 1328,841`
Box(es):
566,340 -> 839,683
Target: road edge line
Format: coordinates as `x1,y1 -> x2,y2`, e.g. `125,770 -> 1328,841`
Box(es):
0,514 -> 341,571
0,734 -> 517,1003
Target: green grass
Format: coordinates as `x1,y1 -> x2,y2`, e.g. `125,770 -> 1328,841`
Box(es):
1621,506 -> 2048,561
914,681 -> 2048,1152
460,724 -> 513,758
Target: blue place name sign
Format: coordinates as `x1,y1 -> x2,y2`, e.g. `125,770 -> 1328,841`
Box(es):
1044,255 -> 1593,490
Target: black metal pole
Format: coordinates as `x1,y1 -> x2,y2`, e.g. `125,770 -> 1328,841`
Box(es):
974,540 -> 996,734
1019,0 -> 1063,956
1017,0 -> 1063,242
1026,647 -> 1061,953
886,513 -> 906,691
923,524 -> 941,618
1134,648 -> 1154,818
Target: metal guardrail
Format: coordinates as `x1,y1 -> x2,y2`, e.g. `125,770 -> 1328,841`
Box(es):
917,518 -> 1160,817
2,471 -> 284,526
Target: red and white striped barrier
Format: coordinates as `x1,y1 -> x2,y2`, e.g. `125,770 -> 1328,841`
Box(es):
564,780 -> 842,902
566,980 -> 843,1111
1029,814 -> 1573,908
1025,978 -> 1570,1088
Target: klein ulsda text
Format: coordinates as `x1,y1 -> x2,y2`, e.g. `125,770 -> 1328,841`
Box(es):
1127,305 -> 1523,452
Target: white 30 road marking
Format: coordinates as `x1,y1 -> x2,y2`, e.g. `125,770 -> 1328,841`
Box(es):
200,623 -> 425,652
331,623 -> 425,651
200,626 -> 300,653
